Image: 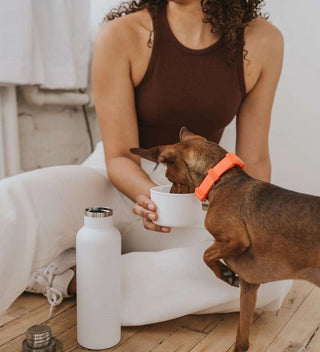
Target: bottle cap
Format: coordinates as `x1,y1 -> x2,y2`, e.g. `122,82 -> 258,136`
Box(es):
26,324 -> 51,349
22,324 -> 63,352
85,207 -> 113,218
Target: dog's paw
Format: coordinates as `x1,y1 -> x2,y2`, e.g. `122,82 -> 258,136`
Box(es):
222,269 -> 233,277
233,276 -> 240,287
222,268 -> 240,287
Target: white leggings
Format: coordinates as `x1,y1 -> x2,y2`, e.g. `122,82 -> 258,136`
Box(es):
0,142 -> 292,325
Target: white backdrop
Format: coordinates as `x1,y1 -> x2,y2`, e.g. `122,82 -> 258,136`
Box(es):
90,0 -> 320,195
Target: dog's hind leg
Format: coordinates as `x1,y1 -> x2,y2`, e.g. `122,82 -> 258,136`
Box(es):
234,279 -> 260,352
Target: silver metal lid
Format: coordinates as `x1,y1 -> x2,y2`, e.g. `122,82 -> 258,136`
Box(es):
85,207 -> 113,218
26,324 -> 51,348
22,338 -> 63,352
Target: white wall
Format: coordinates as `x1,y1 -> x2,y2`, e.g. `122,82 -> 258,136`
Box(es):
221,0 -> 320,196
90,0 -> 122,41
17,90 -> 100,172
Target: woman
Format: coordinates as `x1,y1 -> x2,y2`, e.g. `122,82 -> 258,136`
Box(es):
94,0 -> 283,227
25,0 -> 292,323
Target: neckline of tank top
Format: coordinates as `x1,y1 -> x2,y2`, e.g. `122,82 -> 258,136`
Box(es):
160,4 -> 223,56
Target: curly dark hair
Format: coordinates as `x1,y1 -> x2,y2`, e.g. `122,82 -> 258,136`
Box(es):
104,0 -> 268,63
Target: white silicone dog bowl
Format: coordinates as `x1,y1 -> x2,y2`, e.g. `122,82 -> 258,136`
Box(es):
150,184 -> 202,227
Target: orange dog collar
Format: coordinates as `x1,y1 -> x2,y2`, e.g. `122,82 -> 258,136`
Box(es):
195,153 -> 245,202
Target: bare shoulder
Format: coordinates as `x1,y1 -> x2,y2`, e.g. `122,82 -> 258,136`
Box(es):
93,9 -> 151,56
245,18 -> 284,59
242,18 -> 284,92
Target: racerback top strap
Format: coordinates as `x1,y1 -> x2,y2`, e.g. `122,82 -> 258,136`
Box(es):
134,4 -> 246,148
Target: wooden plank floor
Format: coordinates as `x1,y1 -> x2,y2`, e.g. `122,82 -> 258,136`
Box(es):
1,281 -> 320,352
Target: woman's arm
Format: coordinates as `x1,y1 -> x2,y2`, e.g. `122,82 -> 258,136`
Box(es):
92,19 -> 170,232
236,21 -> 284,182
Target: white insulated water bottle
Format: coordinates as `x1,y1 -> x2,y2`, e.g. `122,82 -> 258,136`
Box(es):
76,207 -> 121,349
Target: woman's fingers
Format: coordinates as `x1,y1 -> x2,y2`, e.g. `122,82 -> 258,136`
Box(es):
142,218 -> 171,233
135,194 -> 156,211
132,194 -> 171,233
132,202 -> 156,220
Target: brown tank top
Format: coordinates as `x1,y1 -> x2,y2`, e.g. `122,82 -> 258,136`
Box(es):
134,4 -> 246,148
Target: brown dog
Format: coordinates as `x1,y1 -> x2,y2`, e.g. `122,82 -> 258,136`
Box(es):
130,126 -> 320,352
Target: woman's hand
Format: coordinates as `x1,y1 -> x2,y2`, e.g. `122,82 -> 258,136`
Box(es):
132,194 -> 171,233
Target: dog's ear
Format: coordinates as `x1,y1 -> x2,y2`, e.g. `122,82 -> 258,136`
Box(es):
179,126 -> 207,142
129,146 -> 161,162
179,127 -> 195,141
130,146 -> 177,164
